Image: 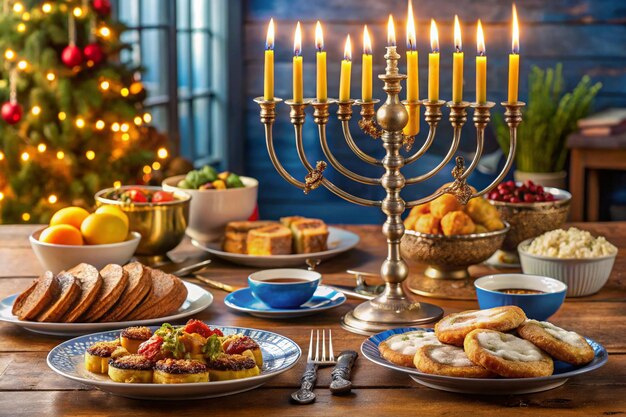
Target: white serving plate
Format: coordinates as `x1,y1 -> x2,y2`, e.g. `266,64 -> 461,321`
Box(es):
191,226 -> 360,268
0,281 -> 213,336
361,327 -> 608,395
47,325 -> 300,400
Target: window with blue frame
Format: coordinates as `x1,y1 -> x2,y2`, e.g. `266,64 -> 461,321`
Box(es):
116,0 -> 236,168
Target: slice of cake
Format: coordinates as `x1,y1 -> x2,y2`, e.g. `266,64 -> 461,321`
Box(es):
246,224 -> 292,255
289,218 -> 329,254
223,221 -> 278,254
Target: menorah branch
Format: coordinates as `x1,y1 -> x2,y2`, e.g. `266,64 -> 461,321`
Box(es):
404,100 -> 446,165
457,101 -> 494,180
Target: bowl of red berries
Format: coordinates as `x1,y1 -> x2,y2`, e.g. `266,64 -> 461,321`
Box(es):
95,185 -> 191,258
486,180 -> 571,256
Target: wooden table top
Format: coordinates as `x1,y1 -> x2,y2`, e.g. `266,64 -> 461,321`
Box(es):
0,223 -> 624,416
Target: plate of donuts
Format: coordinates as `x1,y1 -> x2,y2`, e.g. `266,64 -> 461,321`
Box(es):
361,306 -> 608,395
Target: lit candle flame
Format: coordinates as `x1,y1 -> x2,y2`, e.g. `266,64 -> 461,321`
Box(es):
430,19 -> 439,52
454,15 -> 462,52
363,25 -> 372,55
406,0 -> 416,50
344,34 -> 352,61
477,19 -> 485,55
294,21 -> 302,56
387,14 -> 396,47
315,21 -> 324,52
512,4 -> 520,54
266,18 -> 274,50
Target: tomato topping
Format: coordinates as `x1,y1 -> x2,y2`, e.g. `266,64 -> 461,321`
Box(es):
152,190 -> 174,203
125,188 -> 148,203
137,335 -> 163,361
183,319 -> 223,338
224,336 -> 258,355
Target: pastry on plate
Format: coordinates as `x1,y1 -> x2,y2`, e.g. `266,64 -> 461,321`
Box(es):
223,221 -> 278,254
464,329 -> 554,378
108,354 -> 154,383
119,326 -> 153,354
84,339 -> 123,373
12,271 -> 59,321
517,320 -> 595,365
100,262 -> 151,322
414,344 -> 495,378
435,306 -> 527,346
37,272 -> 81,322
288,218 -> 329,254
246,224 -> 292,256
378,330 -> 442,367
205,354 -> 260,381
153,359 -> 209,383
81,264 -> 129,322
62,263 -> 102,323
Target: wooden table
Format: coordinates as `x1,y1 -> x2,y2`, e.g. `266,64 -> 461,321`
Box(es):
568,131 -> 626,221
0,224 -> 624,416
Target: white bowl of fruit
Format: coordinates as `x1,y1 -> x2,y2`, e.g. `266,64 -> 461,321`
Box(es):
487,180 -> 572,254
162,166 -> 258,242
29,206 -> 141,273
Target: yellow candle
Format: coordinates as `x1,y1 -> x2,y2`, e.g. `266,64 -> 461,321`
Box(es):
404,0 -> 419,136
428,19 -> 439,101
452,15 -> 464,103
339,35 -> 352,102
293,22 -> 303,103
508,4 -> 520,102
362,25 -> 372,102
315,21 -> 327,102
263,18 -> 274,101
476,20 -> 487,104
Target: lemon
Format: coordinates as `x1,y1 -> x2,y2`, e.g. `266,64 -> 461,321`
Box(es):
39,225 -> 84,245
50,206 -> 90,230
95,205 -> 130,229
80,213 -> 129,245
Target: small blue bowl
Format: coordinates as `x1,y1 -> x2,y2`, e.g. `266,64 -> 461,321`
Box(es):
248,268 -> 321,309
474,274 -> 567,321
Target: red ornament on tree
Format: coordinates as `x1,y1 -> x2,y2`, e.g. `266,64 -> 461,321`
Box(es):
83,43 -> 104,65
62,45 -> 83,68
1,102 -> 23,124
92,0 -> 111,16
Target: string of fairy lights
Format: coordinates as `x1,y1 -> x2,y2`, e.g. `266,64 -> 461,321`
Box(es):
0,1 -> 171,221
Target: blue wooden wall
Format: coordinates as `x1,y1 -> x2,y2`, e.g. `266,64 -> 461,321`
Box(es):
242,0 -> 626,223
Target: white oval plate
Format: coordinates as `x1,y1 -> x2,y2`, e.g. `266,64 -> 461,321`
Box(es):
191,226 -> 360,267
0,281 -> 213,336
47,325 -> 301,400
361,327 -> 608,395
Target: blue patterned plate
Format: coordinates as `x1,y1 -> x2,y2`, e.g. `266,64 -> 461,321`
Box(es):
224,285 -> 346,318
47,325 -> 301,400
0,281 -> 213,336
361,327 -> 608,395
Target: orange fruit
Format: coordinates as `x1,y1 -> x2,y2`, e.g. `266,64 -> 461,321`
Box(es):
50,206 -> 90,230
80,212 -> 129,245
39,225 -> 84,245
95,205 -> 129,229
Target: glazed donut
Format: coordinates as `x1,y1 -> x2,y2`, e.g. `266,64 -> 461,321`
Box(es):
517,320 -> 595,365
414,344 -> 495,378
378,330 -> 441,367
435,306 -> 527,346
464,329 -> 553,378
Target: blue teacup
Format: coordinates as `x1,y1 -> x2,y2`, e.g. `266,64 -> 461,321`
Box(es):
474,274 -> 567,321
248,269 -> 321,309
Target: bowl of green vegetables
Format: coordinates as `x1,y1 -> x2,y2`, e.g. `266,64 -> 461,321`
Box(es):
163,166 -> 258,242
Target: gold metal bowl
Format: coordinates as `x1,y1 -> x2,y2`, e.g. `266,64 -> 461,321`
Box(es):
95,186 -> 191,258
488,187 -> 571,252
400,222 -> 510,280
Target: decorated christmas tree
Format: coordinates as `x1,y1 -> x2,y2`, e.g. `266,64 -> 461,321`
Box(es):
0,0 -> 169,224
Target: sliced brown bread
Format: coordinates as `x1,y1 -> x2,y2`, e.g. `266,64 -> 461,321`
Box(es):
81,264 -> 128,322
99,262 -> 152,322
124,268 -> 181,320
37,272 -> 81,322
162,276 -> 188,317
12,271 -> 59,320
62,264 -> 103,323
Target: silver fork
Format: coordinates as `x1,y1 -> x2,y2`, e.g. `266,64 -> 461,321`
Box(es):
291,329 -> 336,404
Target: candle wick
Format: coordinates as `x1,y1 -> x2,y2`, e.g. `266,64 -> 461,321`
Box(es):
479,50 -> 485,57
433,48 -> 439,53
455,46 -> 462,53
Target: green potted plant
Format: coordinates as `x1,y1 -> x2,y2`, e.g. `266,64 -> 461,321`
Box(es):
494,63 -> 602,188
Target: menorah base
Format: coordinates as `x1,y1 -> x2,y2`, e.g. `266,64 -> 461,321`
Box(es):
340,298 -> 444,335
